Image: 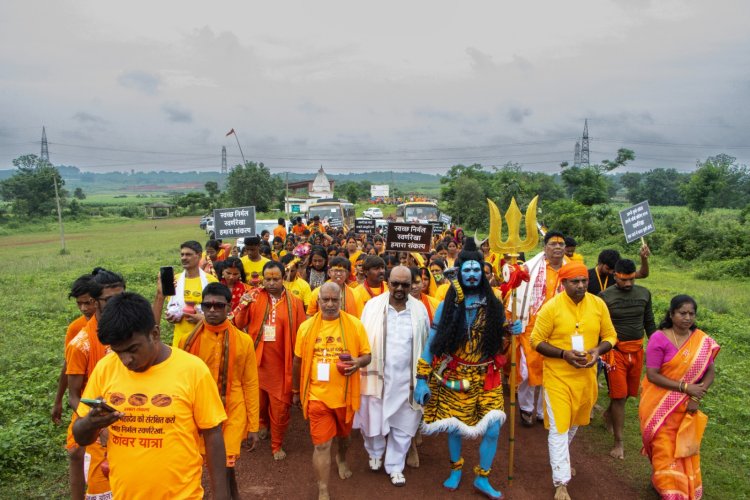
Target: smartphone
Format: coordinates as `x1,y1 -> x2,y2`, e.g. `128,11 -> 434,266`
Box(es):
160,266 -> 176,296
80,398 -> 118,413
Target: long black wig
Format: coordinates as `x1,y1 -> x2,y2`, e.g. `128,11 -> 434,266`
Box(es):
430,239 -> 505,360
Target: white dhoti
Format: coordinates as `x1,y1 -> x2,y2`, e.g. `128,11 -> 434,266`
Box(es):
518,349 -> 543,418
545,389 -> 578,487
354,305 -> 422,474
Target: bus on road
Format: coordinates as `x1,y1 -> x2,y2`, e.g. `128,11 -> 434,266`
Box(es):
308,199 -> 356,231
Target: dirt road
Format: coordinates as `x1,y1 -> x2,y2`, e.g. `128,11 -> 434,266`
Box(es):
233,404 -> 641,500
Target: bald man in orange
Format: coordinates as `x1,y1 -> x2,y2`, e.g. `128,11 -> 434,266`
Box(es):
179,282 -> 259,498
233,261 -> 306,460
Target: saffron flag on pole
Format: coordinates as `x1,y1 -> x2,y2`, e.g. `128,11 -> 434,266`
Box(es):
226,128 -> 235,136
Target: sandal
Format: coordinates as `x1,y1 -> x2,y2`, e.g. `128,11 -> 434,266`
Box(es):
520,410 -> 534,427
369,456 -> 383,472
390,471 -> 406,487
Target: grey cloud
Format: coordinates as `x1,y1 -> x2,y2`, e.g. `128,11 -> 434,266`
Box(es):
465,47 -> 497,73
162,103 -> 193,123
72,112 -> 107,124
118,70 -> 161,95
298,100 -> 328,116
508,107 -> 532,124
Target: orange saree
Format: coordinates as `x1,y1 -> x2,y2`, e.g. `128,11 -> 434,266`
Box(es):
639,329 -> 720,500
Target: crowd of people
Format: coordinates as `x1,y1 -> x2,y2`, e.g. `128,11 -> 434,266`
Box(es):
54,217 -> 719,500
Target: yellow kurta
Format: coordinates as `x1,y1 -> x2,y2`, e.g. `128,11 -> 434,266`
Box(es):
179,322 -> 259,457
530,292 -> 616,433
351,281 -> 389,311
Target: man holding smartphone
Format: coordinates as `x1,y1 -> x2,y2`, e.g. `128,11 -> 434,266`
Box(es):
530,262 -> 617,500
66,267 -> 126,500
74,292 -> 229,499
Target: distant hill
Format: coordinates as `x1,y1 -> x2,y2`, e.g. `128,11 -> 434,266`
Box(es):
0,167 -> 443,196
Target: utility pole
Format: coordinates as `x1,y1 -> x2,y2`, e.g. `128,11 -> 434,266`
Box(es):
42,127 -> 67,253
221,146 -> 227,174
285,172 -> 290,215
580,119 -> 590,167
574,141 -> 581,167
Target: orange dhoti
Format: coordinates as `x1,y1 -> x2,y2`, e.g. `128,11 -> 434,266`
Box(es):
259,389 -> 291,454
605,339 -> 644,399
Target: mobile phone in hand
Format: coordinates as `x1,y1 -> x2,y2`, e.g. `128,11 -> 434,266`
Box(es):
80,398 -> 117,413
160,266 -> 176,296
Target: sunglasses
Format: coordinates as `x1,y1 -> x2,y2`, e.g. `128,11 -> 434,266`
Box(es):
389,281 -> 412,289
202,302 -> 228,311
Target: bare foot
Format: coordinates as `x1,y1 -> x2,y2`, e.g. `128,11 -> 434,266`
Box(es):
335,455 -> 352,479
610,441 -> 624,460
318,483 -> 330,500
603,410 -> 613,434
570,466 -> 576,477
273,449 -> 286,461
554,485 -> 571,500
258,428 -> 269,440
406,442 -> 420,468
415,432 -> 423,446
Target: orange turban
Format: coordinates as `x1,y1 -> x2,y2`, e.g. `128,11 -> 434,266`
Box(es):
557,262 -> 588,281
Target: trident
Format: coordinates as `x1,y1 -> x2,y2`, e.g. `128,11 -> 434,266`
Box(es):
487,195 -> 539,486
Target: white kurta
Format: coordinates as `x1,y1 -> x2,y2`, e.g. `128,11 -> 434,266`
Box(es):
355,305 -> 423,437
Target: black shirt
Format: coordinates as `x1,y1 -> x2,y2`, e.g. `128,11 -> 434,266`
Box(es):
587,267 -> 615,295
599,284 -> 657,341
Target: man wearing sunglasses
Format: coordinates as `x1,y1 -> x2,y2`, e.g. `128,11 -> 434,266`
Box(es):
177,282 -> 259,499
355,265 -> 430,487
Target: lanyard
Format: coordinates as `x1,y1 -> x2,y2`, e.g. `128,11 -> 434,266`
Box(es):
595,268 -> 608,292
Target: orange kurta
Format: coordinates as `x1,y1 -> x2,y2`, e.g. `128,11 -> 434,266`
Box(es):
518,263 -> 562,386
232,290 -> 306,400
179,320 -> 259,458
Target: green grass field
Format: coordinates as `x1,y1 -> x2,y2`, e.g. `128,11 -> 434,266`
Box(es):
0,214 -> 747,497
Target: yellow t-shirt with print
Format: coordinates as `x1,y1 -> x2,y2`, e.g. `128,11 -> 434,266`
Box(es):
294,319 -> 369,408
172,275 -> 218,347
77,348 -> 227,500
240,256 -> 270,286
284,277 -> 312,309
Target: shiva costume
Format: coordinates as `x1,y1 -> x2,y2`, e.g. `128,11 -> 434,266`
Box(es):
415,239 -> 516,499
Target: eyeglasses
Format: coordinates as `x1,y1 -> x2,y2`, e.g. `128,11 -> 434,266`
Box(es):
389,281 -> 412,289
202,302 -> 229,311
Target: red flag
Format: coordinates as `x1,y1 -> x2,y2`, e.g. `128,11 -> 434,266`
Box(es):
226,128 -> 235,137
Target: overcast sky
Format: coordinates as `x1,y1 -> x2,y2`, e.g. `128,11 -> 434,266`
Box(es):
1,0 -> 748,175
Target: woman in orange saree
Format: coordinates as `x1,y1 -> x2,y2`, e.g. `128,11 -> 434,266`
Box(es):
639,295 -> 720,499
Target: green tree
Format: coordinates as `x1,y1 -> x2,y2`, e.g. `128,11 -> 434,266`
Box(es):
638,169 -> 686,206
452,177 -> 487,229
73,187 -> 86,200
560,148 -> 634,205
682,157 -> 727,214
225,161 -> 282,212
0,154 -> 67,217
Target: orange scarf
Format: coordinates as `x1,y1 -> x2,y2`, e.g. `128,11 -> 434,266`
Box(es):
181,320 -> 237,410
640,329 -> 720,456
420,294 -> 435,325
299,312 -> 362,423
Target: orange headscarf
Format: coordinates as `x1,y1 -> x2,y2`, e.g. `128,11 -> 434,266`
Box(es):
557,262 -> 588,281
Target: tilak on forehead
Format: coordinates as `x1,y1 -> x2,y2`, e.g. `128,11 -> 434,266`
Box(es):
546,236 -> 565,244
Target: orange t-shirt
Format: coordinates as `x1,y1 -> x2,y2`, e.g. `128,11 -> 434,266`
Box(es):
273,225 -> 287,241
65,315 -> 89,347
292,223 -> 308,235
294,319 -> 370,408
78,349 -> 227,500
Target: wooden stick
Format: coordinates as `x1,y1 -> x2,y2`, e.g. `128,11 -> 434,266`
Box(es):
508,255 -> 518,486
